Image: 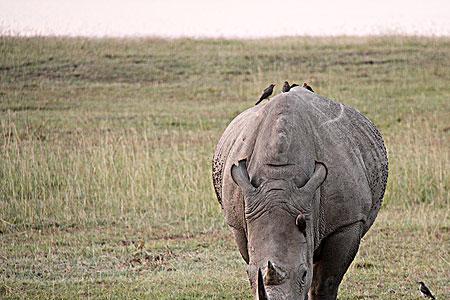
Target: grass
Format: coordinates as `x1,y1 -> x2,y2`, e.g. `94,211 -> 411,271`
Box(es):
0,36 -> 449,299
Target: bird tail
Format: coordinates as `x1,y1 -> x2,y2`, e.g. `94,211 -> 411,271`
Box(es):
255,98 -> 263,106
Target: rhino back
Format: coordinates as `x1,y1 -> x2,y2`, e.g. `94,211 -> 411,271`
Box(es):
300,89 -> 388,234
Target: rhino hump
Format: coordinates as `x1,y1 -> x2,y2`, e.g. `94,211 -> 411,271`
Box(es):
212,88 -> 388,237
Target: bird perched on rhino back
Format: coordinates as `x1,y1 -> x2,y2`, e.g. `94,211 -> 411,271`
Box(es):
255,84 -> 276,105
290,83 -> 299,88
303,82 -> 314,92
418,282 -> 436,299
282,81 -> 291,93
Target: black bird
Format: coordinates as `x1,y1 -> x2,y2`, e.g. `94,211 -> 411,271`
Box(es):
282,81 -> 291,92
255,84 -> 276,105
418,282 -> 436,299
290,83 -> 299,88
303,82 -> 314,92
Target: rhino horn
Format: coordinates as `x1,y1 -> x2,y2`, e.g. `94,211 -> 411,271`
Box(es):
257,268 -> 269,300
231,159 -> 256,194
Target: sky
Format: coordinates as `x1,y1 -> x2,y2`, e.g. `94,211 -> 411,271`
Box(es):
0,0 -> 449,37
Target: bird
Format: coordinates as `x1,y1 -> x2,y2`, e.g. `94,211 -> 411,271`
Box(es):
418,281 -> 436,299
290,83 -> 299,88
303,82 -> 314,92
282,81 -> 291,92
255,84 -> 276,105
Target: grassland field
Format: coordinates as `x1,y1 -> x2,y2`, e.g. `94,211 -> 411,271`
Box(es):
0,36 -> 449,299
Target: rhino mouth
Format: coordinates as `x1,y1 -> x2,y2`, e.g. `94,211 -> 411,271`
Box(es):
266,163 -> 294,167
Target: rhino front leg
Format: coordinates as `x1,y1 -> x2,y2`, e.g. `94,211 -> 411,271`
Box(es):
309,221 -> 364,300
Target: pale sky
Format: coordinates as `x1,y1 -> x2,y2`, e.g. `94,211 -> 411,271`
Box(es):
1,0 -> 449,37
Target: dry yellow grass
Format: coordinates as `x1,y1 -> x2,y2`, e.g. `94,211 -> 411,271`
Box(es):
0,36 -> 448,299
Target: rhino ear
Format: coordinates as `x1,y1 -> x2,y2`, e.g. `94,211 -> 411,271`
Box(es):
231,159 -> 256,193
301,161 -> 327,194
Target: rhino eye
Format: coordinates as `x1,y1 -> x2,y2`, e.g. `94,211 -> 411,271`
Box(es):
250,177 -> 262,188
294,176 -> 307,188
301,270 -> 307,283
296,214 -> 307,232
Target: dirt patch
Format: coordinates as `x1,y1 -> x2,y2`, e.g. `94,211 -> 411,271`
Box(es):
354,262 -> 376,269
124,247 -> 176,271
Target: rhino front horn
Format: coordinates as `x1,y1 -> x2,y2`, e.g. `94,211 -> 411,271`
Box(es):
257,268 -> 269,300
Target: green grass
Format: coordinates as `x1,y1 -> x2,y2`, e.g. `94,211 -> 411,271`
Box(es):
0,36 -> 449,299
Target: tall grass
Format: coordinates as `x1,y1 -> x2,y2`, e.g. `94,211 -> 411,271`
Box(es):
0,36 -> 449,233
384,116 -> 448,207
0,116 -> 222,232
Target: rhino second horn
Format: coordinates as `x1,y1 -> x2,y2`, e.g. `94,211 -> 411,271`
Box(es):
264,261 -> 286,286
257,268 -> 269,300
296,214 -> 307,232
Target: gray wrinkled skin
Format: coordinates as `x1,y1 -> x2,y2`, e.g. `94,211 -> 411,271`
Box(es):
212,87 -> 388,300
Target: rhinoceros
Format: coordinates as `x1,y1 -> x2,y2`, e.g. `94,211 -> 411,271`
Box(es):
212,87 -> 388,300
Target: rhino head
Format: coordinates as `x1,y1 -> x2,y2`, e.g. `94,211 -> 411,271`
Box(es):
231,159 -> 327,300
